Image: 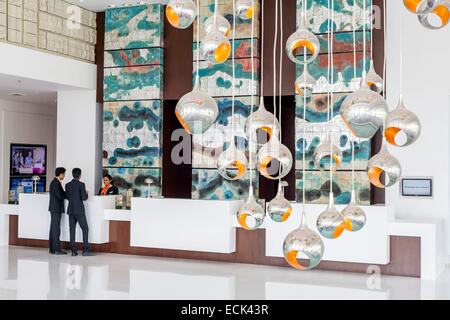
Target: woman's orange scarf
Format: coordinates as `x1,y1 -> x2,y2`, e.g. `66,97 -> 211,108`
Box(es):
100,184 -> 111,195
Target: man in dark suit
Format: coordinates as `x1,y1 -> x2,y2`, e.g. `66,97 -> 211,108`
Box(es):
65,168 -> 95,257
48,167 -> 67,255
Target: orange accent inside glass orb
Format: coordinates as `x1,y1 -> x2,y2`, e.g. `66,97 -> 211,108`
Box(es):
238,213 -> 251,230
344,217 -> 353,231
292,40 -> 315,56
294,81 -> 303,96
385,126 -> 402,146
403,0 -> 421,13
281,207 -> 292,222
368,166 -> 385,188
166,6 -> 180,27
259,156 -> 274,177
333,222 -> 345,239
340,114 -> 358,137
331,154 -> 340,168
233,160 -> 246,179
225,29 -> 231,38
260,126 -> 273,140
433,4 -> 450,25
245,6 -> 255,19
286,250 -> 307,270
215,42 -> 231,63
175,111 -> 191,134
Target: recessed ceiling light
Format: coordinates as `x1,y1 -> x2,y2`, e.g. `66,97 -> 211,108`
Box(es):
8,92 -> 27,97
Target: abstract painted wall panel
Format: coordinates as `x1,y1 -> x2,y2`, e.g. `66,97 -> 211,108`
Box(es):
191,0 -> 261,200
294,0 -> 373,205
103,4 -> 164,197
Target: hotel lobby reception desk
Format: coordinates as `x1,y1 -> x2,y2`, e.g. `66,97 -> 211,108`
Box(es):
2,194 -> 446,280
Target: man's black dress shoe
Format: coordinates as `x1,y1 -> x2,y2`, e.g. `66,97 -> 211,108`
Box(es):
53,251 -> 67,255
71,251 -> 78,256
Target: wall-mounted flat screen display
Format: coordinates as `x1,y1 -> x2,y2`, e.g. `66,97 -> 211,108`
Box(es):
10,144 -> 47,176
401,178 -> 433,198
10,177 -> 47,194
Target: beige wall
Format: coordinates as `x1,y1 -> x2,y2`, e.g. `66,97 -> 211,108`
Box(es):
0,0 -> 96,62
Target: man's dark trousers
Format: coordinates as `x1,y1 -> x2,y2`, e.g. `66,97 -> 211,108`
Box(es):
69,214 -> 89,253
49,212 -> 62,253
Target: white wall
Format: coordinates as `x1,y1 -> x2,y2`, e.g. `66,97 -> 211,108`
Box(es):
0,99 -> 57,203
385,2 -> 450,255
56,90 -> 101,194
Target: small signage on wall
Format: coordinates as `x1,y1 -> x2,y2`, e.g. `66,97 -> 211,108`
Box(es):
400,177 -> 433,198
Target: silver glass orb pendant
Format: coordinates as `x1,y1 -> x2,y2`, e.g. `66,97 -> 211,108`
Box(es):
257,136 -> 293,180
245,99 -> 280,146
235,0 -> 256,21
341,189 -> 366,232
200,28 -> 231,64
286,12 -> 320,65
317,194 -> 349,239
363,60 -> 384,94
367,144 -> 402,188
175,80 -> 219,135
313,132 -> 342,172
216,139 -> 248,181
418,2 -> 450,29
295,65 -> 316,98
385,96 -> 421,147
237,185 -> 265,231
203,14 -> 232,38
166,0 -> 197,29
267,181 -> 292,223
283,208 -> 324,270
340,80 -> 389,139
403,0 -> 440,14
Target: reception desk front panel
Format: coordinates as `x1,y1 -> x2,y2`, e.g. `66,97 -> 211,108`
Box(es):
130,198 -> 242,253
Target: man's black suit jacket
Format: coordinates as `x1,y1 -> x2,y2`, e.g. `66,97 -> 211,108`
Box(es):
65,179 -> 89,215
48,178 -> 66,213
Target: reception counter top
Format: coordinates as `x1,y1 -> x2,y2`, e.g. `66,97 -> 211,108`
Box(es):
1,194 -> 446,279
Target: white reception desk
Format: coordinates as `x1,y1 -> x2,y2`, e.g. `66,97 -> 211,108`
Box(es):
0,194 -> 445,279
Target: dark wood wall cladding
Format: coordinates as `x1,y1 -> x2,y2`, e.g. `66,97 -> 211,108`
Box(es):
9,215 -> 421,278
163,16 -> 194,100
96,12 -> 105,103
162,100 -> 193,199
262,0 -> 297,97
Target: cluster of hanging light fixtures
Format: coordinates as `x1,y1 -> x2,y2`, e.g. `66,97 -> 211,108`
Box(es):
403,0 -> 450,29
167,0 -> 422,271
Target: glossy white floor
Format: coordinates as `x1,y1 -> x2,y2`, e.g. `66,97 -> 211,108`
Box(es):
0,246 -> 449,300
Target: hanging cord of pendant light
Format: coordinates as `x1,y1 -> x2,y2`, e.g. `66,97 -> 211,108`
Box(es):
231,0 -> 236,139
277,0 -> 284,179
260,0 -> 265,95
382,0 -> 387,97
194,0 -> 201,88
214,0 -> 218,25
370,0 -> 373,60
329,0 -> 335,192
326,0 -> 331,125
399,0 -> 404,99
363,0 -> 367,77
273,0 -> 279,125
249,0 -> 256,186
301,0 -> 308,224
351,0 -> 357,195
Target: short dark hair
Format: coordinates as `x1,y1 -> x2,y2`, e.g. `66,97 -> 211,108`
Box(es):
55,167 -> 66,177
72,168 -> 82,179
103,174 -> 113,183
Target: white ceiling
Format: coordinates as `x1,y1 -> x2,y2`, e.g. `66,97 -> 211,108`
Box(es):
66,0 -> 167,12
0,74 -> 57,106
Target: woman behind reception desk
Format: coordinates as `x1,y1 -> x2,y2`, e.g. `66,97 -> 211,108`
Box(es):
98,174 -> 119,196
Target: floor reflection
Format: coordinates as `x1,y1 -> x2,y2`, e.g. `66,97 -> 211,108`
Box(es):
0,246 -> 449,300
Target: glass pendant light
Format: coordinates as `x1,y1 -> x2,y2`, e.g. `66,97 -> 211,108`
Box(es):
285,11 -> 320,65
175,0 -> 218,134
367,144 -> 402,188
244,99 -> 280,146
200,0 -> 231,65
257,136 -> 293,180
384,96 -> 421,147
313,131 -> 342,172
316,193 -> 348,239
267,181 -> 292,222
340,80 -> 388,139
283,207 -> 324,270
204,14 -> 232,37
418,1 -> 450,29
235,0 -> 256,20
217,138 -> 248,180
236,185 -> 265,230
341,189 -> 366,232
166,0 -> 197,29
364,60 -> 384,94
294,65 -> 316,98
403,0 -> 441,14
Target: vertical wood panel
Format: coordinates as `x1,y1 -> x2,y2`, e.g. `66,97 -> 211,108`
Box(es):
96,12 -> 105,103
